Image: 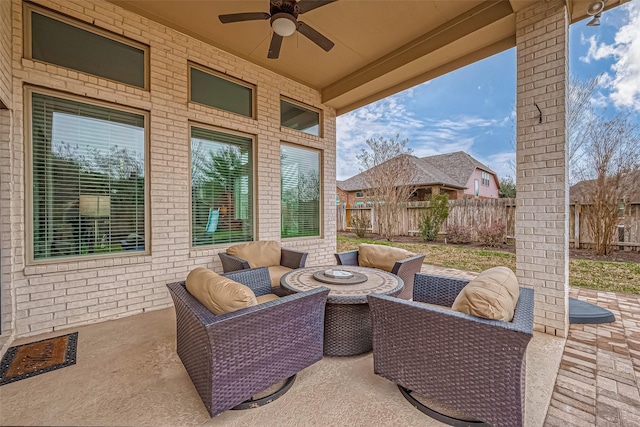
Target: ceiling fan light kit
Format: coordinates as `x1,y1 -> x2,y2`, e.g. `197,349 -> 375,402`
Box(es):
218,0 -> 336,59
271,13 -> 297,37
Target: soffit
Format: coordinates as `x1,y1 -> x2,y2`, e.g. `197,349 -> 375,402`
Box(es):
110,0 -> 626,115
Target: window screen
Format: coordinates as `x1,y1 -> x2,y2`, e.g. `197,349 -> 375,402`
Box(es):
30,91 -> 146,260
190,67 -> 253,117
191,127 -> 253,246
30,10 -> 146,88
280,99 -> 320,136
281,144 -> 320,238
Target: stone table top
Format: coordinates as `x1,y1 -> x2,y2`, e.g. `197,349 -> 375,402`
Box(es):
281,265 -> 404,304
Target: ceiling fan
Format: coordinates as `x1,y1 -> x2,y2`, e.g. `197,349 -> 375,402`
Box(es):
219,0 -> 336,59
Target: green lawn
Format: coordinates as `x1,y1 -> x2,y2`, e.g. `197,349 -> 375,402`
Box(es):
337,235 -> 640,295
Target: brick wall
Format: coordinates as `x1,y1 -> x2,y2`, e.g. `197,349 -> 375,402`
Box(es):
2,0 -> 337,337
515,0 -> 569,337
0,0 -> 11,107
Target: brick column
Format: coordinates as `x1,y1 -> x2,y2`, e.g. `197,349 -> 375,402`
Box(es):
515,0 -> 569,337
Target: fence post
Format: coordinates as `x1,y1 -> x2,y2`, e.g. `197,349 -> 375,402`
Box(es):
574,203 -> 580,249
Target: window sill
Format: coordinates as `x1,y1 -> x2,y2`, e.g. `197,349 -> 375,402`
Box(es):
24,253 -> 152,276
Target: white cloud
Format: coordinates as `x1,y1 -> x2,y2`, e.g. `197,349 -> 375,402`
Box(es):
336,91 -> 512,180
480,151 -> 516,181
581,2 -> 640,110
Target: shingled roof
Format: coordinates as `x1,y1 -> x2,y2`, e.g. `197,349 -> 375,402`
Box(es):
421,151 -> 496,188
337,152 -> 493,192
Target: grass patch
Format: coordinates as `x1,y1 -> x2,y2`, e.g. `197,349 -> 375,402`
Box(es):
337,235 -> 640,295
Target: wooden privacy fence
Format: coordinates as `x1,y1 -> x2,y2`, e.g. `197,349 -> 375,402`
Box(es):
337,199 -> 640,251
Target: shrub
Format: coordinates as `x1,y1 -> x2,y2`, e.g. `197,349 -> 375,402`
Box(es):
350,215 -> 371,238
446,223 -> 473,244
419,194 -> 449,241
477,221 -> 507,247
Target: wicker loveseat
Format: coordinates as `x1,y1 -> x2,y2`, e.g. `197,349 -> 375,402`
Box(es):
219,241 -> 308,290
335,243 -> 425,300
167,267 -> 329,417
367,272 -> 534,427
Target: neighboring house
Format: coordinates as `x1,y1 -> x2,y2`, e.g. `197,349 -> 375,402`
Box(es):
337,151 -> 500,204
570,171 -> 640,205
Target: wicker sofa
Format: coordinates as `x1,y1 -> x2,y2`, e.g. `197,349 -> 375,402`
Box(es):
167,267 -> 329,417
367,272 -> 534,427
218,241 -> 308,291
335,243 -> 425,300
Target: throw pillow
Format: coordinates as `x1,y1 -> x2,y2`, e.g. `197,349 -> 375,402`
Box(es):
186,267 -> 257,315
451,266 -> 520,321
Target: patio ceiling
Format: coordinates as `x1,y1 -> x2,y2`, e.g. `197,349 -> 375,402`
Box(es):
110,0 -> 626,114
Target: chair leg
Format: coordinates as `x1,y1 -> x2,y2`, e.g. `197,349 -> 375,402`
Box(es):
398,386 -> 489,427
231,375 -> 297,410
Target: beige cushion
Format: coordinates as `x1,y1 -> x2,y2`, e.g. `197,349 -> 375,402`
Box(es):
268,265 -> 292,288
451,267 -> 520,322
185,267 -> 257,315
256,294 -> 280,304
358,243 -> 416,272
227,241 -> 282,268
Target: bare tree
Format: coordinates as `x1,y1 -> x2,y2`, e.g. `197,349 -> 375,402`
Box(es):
574,114 -> 640,256
356,134 -> 417,241
568,75 -> 599,182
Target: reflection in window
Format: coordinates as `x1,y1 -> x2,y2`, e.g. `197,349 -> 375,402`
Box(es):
191,127 -> 253,246
190,66 -> 253,117
29,8 -> 146,88
30,91 -> 146,260
281,144 -> 320,238
474,179 -> 479,197
280,99 -> 320,136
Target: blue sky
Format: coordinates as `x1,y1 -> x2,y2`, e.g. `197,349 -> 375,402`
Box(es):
336,1 -> 640,181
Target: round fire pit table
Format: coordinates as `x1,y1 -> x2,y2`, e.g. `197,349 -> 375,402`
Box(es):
281,265 -> 403,356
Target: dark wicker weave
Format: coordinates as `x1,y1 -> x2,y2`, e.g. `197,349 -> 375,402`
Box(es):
334,249 -> 425,300
166,267 -> 329,417
219,245 -> 308,296
219,247 -> 308,272
367,273 -> 534,427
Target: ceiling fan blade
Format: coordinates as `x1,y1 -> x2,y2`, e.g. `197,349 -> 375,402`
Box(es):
219,12 -> 270,24
296,0 -> 337,14
297,22 -> 334,52
268,33 -> 284,59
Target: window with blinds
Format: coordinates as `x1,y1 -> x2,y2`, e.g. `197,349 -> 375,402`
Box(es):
281,144 -> 320,238
29,90 -> 146,261
191,126 -> 254,246
26,5 -> 147,89
280,99 -> 321,136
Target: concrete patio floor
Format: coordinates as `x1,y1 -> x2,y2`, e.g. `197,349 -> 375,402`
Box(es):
0,265 -> 637,426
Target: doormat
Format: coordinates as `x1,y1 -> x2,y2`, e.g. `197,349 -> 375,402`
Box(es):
0,332 -> 78,386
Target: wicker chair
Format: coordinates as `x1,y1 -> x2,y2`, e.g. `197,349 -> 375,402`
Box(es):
219,241 -> 308,293
367,273 -> 534,427
167,267 -> 329,417
334,248 -> 424,300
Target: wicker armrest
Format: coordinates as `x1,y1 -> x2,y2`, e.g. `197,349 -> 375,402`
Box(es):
280,248 -> 308,269
334,250 -> 359,266
222,267 -> 272,297
218,252 -> 251,272
413,273 -> 470,306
